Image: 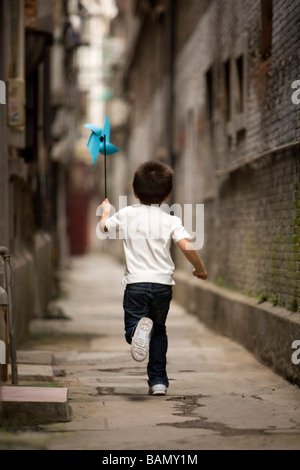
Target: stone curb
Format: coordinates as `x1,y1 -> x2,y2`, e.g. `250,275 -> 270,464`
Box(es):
173,270 -> 300,386
0,350 -> 70,427
0,386 -> 70,427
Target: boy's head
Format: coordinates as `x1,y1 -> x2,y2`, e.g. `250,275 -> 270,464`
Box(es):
133,160 -> 173,205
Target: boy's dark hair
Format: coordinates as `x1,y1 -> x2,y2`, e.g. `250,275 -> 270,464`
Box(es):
133,160 -> 173,205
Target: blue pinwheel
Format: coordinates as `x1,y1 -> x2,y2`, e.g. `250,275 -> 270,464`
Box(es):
84,115 -> 119,198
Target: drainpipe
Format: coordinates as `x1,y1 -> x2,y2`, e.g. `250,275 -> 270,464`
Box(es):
0,287 -> 8,382
0,247 -> 18,385
166,0 -> 176,173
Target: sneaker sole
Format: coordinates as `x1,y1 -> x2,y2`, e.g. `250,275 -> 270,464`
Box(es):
131,317 -> 153,362
149,385 -> 167,396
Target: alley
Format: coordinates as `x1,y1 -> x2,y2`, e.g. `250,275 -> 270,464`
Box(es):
16,253 -> 300,451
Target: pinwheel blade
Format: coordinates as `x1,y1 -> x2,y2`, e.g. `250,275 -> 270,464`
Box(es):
101,142 -> 119,155
84,124 -> 103,135
103,115 -> 111,142
99,115 -> 119,156
86,133 -> 101,163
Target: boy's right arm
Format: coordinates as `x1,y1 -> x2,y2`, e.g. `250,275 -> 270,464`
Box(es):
177,238 -> 207,280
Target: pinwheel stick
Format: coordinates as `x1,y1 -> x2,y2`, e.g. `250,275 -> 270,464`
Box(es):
100,135 -> 107,198
84,115 -> 119,199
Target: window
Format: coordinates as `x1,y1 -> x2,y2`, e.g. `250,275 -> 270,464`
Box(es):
223,59 -> 231,122
205,67 -> 214,122
222,51 -> 247,152
186,108 -> 196,202
235,55 -> 244,114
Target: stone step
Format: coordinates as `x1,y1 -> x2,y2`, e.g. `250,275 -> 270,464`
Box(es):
0,385 -> 70,426
8,363 -> 54,382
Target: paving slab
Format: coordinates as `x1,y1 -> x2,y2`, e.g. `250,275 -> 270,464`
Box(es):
16,350 -> 54,365
8,364 -> 54,382
0,386 -> 70,427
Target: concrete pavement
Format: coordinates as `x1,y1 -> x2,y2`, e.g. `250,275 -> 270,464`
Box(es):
4,252 -> 300,450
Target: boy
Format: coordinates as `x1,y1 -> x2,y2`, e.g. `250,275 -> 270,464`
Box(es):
100,160 -> 207,396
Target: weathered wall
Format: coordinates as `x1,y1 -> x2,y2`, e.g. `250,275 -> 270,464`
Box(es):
0,1 -> 9,250
212,153 -> 300,311
0,1 -> 55,347
106,0 -> 300,384
9,233 -> 53,346
171,0 -> 300,311
118,0 -> 300,311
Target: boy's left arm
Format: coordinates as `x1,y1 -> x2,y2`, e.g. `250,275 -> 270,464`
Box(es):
177,238 -> 207,280
100,198 -> 111,232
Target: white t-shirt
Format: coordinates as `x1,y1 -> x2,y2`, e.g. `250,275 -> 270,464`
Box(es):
105,203 -> 192,285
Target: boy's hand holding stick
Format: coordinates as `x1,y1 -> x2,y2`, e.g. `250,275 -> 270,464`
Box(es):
100,198 -> 111,232
101,198 -> 111,214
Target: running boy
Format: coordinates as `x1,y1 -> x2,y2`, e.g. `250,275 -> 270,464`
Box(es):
100,160 -> 207,395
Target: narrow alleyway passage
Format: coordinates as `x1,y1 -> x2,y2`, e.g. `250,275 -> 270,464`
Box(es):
21,253 -> 300,450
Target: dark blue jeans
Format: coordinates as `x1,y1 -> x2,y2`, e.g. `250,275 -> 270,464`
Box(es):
123,283 -> 173,388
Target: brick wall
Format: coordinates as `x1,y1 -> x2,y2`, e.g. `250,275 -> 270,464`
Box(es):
127,13 -> 166,128
212,152 -> 300,311
122,0 -> 300,312
171,0 -> 300,311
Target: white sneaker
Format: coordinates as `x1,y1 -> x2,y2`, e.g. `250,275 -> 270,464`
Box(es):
131,317 -> 153,362
149,384 -> 167,396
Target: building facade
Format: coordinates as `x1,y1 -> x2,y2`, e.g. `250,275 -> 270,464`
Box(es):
0,0 -> 84,345
0,0 -> 120,347
109,0 -> 300,313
